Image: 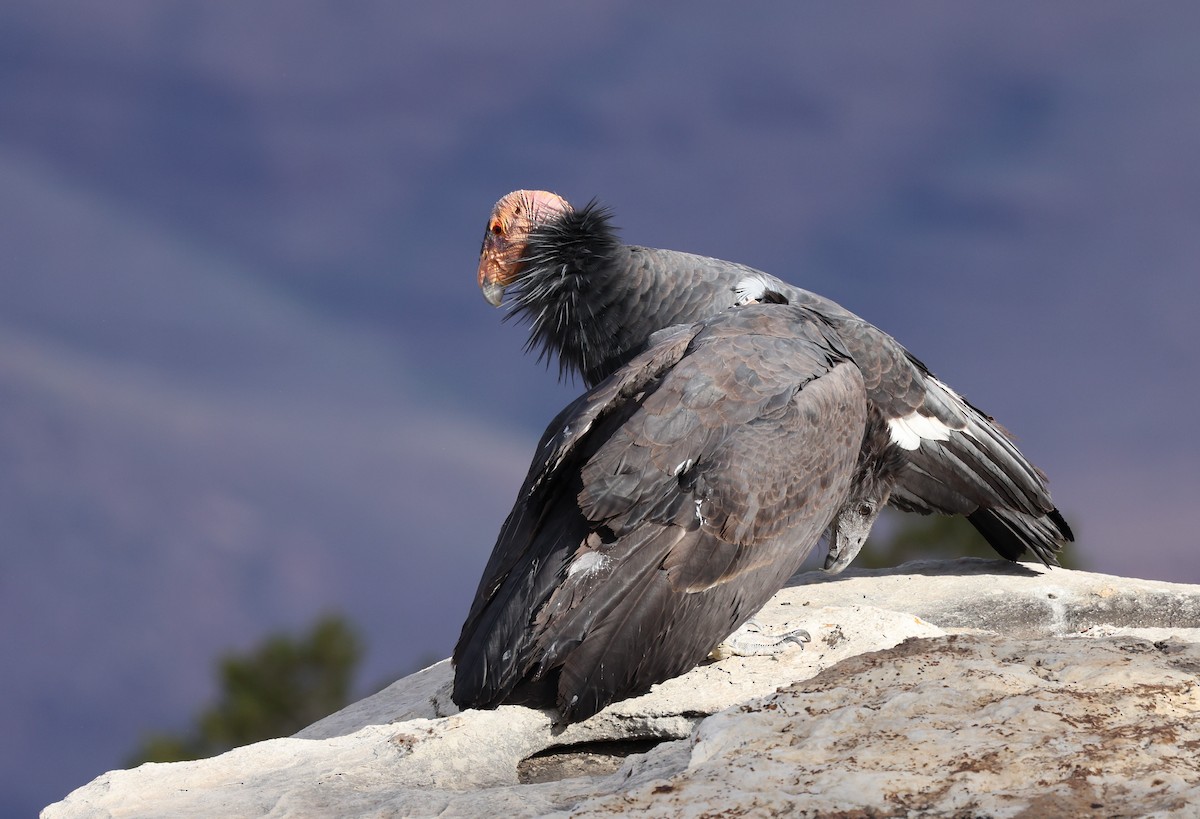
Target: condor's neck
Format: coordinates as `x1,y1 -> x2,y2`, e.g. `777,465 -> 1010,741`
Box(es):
514,239 -> 633,387
519,240 -> 748,387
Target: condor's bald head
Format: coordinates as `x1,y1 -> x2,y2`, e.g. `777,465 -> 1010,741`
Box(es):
477,190 -> 571,306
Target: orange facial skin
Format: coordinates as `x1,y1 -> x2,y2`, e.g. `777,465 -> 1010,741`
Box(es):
478,190 -> 570,306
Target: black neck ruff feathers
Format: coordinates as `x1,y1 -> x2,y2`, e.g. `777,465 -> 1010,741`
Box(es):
507,200 -> 622,383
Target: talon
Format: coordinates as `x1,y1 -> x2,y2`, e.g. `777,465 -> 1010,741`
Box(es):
783,629 -> 811,647
712,621 -> 812,659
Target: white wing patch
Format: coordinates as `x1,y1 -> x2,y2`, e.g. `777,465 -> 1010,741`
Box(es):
733,274 -> 772,305
567,551 -> 608,578
888,411 -> 954,450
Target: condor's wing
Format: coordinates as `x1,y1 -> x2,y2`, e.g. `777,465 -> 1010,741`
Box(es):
452,304 -> 867,722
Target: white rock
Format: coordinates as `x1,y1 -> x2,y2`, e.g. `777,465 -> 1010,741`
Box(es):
570,634 -> 1200,818
42,559 -> 1200,818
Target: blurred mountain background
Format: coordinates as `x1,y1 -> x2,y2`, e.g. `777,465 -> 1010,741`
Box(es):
4,3 -> 1199,814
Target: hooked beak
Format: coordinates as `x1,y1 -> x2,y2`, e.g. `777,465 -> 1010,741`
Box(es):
481,278 -> 505,307
478,250 -> 510,307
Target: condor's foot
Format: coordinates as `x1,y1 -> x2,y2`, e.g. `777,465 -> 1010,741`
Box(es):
710,619 -> 811,660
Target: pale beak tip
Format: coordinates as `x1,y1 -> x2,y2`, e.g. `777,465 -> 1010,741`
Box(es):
482,280 -> 505,307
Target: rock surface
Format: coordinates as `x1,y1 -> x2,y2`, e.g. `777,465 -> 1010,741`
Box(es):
43,559 -> 1200,818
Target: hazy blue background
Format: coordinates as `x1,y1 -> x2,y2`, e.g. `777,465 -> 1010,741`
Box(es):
5,2 -> 1199,813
